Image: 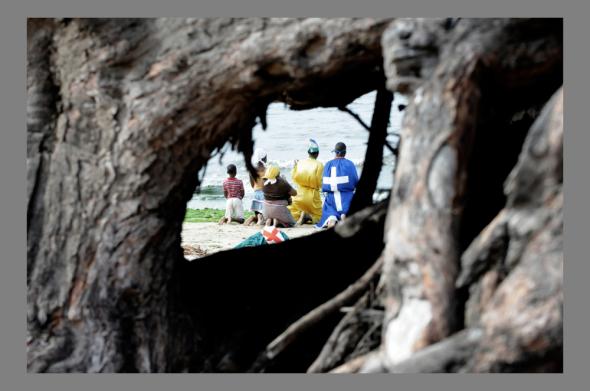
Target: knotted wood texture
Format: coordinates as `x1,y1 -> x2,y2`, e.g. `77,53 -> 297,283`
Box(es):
375,18 -> 562,372
26,17 -> 391,372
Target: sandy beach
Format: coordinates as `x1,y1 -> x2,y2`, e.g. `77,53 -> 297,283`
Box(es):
181,222 -> 318,259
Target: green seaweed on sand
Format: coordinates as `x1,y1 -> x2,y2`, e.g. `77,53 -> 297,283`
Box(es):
184,208 -> 254,223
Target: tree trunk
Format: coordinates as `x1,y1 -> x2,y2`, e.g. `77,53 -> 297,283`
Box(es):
348,85 -> 393,214
26,17 -> 391,372
375,18 -> 562,371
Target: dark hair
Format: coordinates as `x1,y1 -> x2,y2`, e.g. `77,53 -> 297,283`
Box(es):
226,164 -> 237,176
309,151 -> 319,159
334,142 -> 346,157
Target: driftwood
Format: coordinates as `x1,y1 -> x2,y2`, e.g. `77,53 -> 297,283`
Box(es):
27,18 -> 563,373
360,328 -> 483,373
248,256 -> 383,372
308,295 -> 370,373
331,328 -> 483,374
307,293 -> 382,373
330,350 -> 379,373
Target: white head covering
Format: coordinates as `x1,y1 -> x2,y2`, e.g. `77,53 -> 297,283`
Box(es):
251,148 -> 268,167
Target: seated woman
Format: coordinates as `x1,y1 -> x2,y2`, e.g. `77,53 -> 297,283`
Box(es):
262,165 -> 297,228
244,148 -> 268,226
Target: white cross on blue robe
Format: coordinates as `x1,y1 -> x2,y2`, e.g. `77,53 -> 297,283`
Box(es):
317,158 -> 359,227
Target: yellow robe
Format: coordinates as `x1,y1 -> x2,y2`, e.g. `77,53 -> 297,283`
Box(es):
288,158 -> 324,223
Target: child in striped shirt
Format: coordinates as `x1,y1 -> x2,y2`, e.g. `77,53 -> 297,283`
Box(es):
219,164 -> 245,225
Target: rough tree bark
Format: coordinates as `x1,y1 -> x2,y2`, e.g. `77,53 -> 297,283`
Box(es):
358,87 -> 563,373
365,18 -> 562,371
27,18 -> 563,373
26,17 -> 392,372
460,88 -> 563,372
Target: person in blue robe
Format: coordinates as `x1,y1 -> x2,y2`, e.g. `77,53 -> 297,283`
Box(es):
316,142 -> 359,228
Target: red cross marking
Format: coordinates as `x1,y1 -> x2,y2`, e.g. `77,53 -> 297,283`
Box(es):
263,227 -> 283,243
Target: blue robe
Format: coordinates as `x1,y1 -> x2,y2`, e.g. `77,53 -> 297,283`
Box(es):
316,157 -> 359,227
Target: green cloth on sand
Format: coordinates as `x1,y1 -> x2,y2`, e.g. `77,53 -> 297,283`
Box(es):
234,231 -> 290,248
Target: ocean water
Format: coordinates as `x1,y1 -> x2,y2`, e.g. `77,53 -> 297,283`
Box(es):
187,91 -> 406,210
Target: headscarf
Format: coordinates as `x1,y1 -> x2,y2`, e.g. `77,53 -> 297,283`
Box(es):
251,148 -> 268,167
263,165 -> 280,186
308,139 -> 320,154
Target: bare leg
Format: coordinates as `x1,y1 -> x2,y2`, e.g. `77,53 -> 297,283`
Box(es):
244,215 -> 256,226
295,212 -> 306,226
327,216 -> 337,228
257,213 -> 265,226
265,218 -> 273,227
218,217 -> 227,225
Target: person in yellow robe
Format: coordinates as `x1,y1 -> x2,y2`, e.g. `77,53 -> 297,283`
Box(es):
288,139 -> 324,225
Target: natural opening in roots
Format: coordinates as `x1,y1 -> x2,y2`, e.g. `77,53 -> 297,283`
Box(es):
181,90 -> 403,259
164,87 -> 403,372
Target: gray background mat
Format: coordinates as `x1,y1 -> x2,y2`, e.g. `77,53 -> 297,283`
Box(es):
1,1 -> 584,390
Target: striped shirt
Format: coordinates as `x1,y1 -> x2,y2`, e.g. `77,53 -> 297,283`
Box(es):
223,177 -> 245,199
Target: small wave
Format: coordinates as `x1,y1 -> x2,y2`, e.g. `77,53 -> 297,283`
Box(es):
194,184 -> 222,195
266,158 -> 367,170
196,158 -> 396,190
